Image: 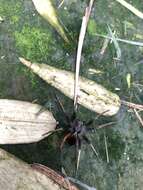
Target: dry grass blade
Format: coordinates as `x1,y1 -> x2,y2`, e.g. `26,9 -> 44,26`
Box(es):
76,149 -> 81,173
90,143 -> 98,156
95,33 -> 143,46
115,0 -> 143,19
107,25 -> 121,60
74,0 -> 95,110
97,34 -> 110,64
100,37 -> 110,56
104,132 -> 109,163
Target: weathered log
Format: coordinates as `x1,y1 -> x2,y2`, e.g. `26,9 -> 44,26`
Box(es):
0,148 -> 78,190
19,57 -> 121,116
0,99 -> 57,144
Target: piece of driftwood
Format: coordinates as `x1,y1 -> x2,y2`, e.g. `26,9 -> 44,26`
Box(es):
0,99 -> 57,144
20,57 -> 121,116
0,148 -> 79,190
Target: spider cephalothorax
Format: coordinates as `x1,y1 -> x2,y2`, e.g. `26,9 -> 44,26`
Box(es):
61,117 -> 88,146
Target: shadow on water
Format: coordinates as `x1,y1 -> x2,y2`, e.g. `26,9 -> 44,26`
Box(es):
0,0 -> 143,189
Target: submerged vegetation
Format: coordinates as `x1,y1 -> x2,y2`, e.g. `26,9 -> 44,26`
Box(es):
0,0 -> 143,189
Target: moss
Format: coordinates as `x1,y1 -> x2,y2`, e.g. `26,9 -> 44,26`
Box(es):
10,15 -> 20,25
0,0 -> 22,18
14,26 -> 55,62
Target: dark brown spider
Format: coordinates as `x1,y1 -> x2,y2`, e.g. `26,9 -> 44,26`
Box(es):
55,96 -> 98,171
42,96 -> 113,172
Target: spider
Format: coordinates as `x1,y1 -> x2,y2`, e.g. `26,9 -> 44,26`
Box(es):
42,95 -> 112,172
55,96 -> 98,172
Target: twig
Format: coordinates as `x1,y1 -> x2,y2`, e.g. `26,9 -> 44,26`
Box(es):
134,109 -> 143,127
122,100 -> 143,127
121,100 -> 143,111
74,0 -> 95,110
115,0 -> 143,19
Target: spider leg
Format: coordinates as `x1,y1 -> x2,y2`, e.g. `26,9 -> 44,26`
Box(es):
35,106 -> 47,117
87,121 -> 116,133
85,120 -> 93,126
55,95 -> 71,123
87,127 -> 96,133
60,133 -> 72,150
75,134 -> 81,174
42,128 -> 63,137
95,110 -> 109,120
71,111 -> 76,121
83,135 -> 98,156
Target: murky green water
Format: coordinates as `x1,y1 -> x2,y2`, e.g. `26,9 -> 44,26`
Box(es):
0,0 -> 143,189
